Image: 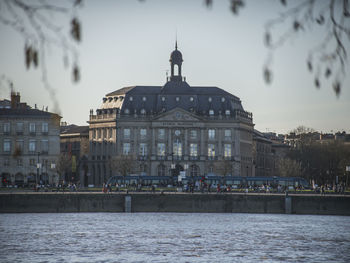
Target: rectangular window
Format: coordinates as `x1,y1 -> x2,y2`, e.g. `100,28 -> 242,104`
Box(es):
3,123 -> 10,133
208,144 -> 215,158
3,139 -> 11,152
158,129 -> 165,140
123,128 -> 130,139
41,140 -> 49,153
157,143 -> 165,156
190,130 -> 197,139
42,122 -> 48,133
190,143 -> 198,157
140,129 -> 147,139
224,129 -> 231,138
139,143 -> 147,156
208,129 -> 215,140
173,141 -> 182,156
17,158 -> 23,166
29,140 -> 36,152
4,158 -> 10,166
123,143 -> 130,155
16,122 -> 23,133
29,123 -> 36,133
224,144 -> 232,158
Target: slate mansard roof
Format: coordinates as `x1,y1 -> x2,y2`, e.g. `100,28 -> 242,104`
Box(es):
100,82 -> 244,115
97,46 -> 251,120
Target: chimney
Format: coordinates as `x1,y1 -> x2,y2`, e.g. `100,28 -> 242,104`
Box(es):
11,91 -> 20,109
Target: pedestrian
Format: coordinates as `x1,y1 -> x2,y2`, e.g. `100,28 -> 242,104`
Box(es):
217,184 -> 221,193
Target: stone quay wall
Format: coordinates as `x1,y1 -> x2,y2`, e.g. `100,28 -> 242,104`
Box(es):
0,193 -> 349,215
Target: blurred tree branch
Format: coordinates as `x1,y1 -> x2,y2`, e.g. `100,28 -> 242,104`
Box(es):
204,0 -> 349,97
0,0 -> 82,113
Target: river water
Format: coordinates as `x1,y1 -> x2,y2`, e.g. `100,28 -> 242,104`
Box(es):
0,213 -> 349,263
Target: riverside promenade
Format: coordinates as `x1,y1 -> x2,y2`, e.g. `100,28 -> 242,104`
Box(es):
0,191 -> 349,215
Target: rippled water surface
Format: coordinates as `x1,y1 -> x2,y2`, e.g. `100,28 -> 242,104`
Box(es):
0,213 -> 349,263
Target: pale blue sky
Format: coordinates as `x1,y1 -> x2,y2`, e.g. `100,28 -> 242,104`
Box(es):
0,0 -> 349,134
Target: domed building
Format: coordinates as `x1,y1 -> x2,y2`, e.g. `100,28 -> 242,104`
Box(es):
87,43 -> 254,186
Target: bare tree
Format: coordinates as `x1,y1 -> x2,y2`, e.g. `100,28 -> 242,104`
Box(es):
0,0 -> 82,113
291,125 -> 315,135
214,159 -> 233,177
56,153 -> 72,183
277,158 -> 302,177
109,154 -> 137,178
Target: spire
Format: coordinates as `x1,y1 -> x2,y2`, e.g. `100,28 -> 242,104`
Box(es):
175,29 -> 178,50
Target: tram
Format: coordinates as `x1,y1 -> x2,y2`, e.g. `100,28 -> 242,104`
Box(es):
106,175 -> 310,189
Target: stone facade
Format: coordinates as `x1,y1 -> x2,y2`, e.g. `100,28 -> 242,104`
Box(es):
60,124 -> 89,186
0,92 -> 61,186
88,45 -> 254,186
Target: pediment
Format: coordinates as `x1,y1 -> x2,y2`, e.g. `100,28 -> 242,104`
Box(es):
153,108 -> 202,122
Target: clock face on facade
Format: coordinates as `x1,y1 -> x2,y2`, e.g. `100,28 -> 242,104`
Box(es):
175,130 -> 181,136
175,111 -> 181,119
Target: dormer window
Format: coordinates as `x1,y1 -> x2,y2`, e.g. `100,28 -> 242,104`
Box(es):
225,110 -> 230,115
129,96 -> 133,101
221,97 -> 225,102
209,109 -> 214,115
142,96 -> 147,101
124,109 -> 130,114
208,97 -> 212,102
176,97 -> 180,102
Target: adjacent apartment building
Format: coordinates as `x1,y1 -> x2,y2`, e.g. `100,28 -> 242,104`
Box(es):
0,92 -> 61,186
60,124 -> 89,186
87,44 -> 254,186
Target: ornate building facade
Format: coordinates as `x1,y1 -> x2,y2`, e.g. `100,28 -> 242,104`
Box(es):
88,44 -> 254,186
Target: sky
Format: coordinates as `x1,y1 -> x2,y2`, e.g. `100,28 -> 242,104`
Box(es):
0,0 -> 349,134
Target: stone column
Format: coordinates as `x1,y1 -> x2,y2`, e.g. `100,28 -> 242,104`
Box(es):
184,129 -> 188,155
200,128 -> 205,156
168,128 -> 172,155
116,127 -> 121,155
218,129 -> 222,157
134,128 -> 138,155
151,128 -> 156,155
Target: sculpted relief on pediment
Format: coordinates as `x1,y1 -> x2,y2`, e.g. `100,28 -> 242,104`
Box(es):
156,110 -> 200,122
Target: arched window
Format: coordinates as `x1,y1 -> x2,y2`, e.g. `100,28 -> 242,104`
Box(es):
174,64 -> 179,76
